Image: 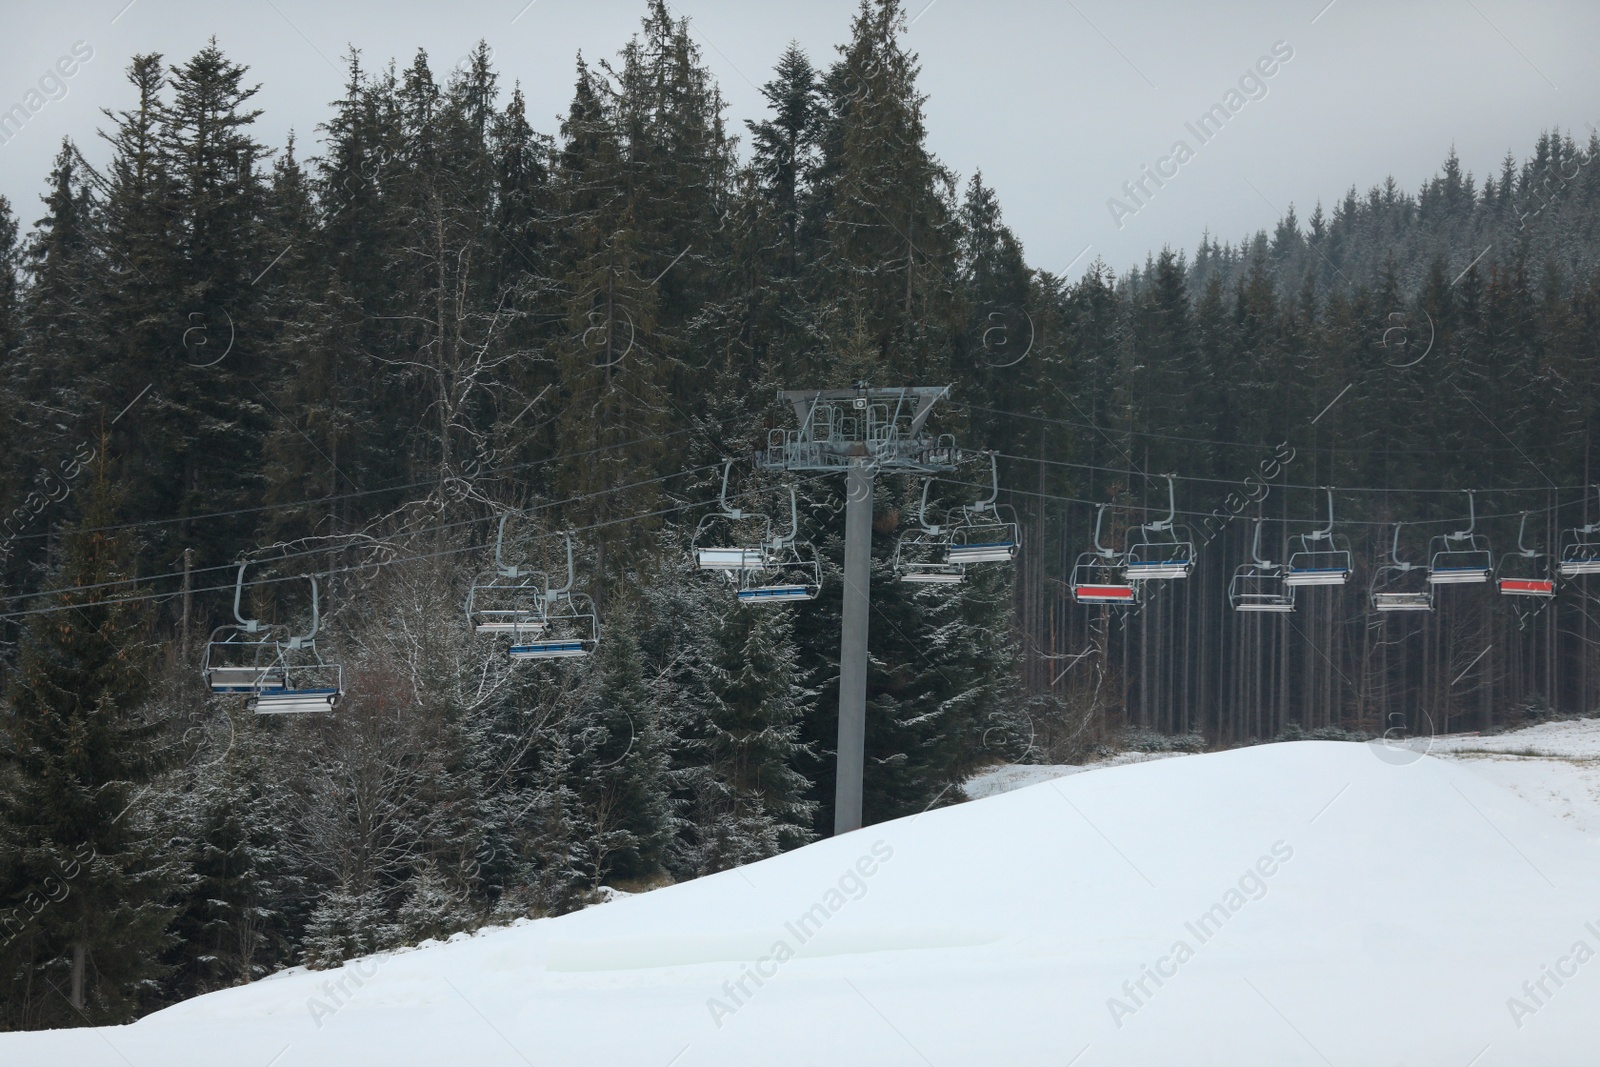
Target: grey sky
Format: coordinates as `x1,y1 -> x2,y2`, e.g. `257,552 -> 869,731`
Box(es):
2,0 -> 1596,276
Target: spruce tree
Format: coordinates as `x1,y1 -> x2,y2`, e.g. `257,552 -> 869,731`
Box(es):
3,144 -> 99,590
0,465 -> 174,1028
564,612 -> 673,888
161,708 -> 301,995
810,0 -> 960,380
695,602 -> 815,869
0,195 -> 18,373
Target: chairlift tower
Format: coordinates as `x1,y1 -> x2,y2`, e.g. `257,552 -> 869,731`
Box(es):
757,385 -> 961,836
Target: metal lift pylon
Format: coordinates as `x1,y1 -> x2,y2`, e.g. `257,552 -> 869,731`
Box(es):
757,385 -> 961,835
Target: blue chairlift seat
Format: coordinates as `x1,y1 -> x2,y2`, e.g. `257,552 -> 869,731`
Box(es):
1125,543 -> 1193,580
204,564 -> 343,715
252,686 -> 341,714
737,546 -> 821,604
1123,475 -> 1194,580
944,453 -> 1021,565
737,583 -> 820,602
1284,553 -> 1351,586
508,537 -> 599,660
1284,490 -> 1351,586
1429,492 -> 1494,585
1558,545 -> 1600,577
947,525 -> 1019,564
509,640 -> 590,659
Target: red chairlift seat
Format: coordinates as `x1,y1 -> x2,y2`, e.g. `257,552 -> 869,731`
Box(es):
1498,512 -> 1555,598
1071,505 -> 1138,605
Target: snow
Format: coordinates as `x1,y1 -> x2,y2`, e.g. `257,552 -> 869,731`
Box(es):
968,718 -> 1600,836
1428,718 -> 1600,837
10,735 -> 1600,1065
963,751 -> 1190,799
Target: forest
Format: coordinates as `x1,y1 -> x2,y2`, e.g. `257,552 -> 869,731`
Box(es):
2,0 -> 1599,1030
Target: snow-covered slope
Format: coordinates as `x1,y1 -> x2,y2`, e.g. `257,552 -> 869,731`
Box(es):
1428,719 -> 1600,836
963,750 -> 1189,799
9,740 -> 1600,1066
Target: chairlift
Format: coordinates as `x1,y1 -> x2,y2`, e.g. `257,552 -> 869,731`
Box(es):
1559,485 -> 1600,577
692,460 -> 773,571
1285,488 -> 1353,586
1371,523 -> 1433,612
508,534 -> 600,659
252,576 -> 343,713
1498,511 -> 1555,597
1071,504 -> 1136,604
466,513 -> 548,637
1230,519 -> 1295,612
736,486 -> 822,603
203,563 -> 342,713
895,478 -> 965,584
1124,475 -> 1195,580
203,562 -> 285,694
945,452 -> 1021,565
1428,490 -> 1493,584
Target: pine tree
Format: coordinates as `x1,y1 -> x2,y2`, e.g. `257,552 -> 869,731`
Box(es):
1,144 -> 99,598
564,612 -> 673,888
548,5 -> 735,582
262,50 -> 409,535
693,602 -> 816,869
0,194 -> 19,372
810,0 -> 960,380
748,43 -> 821,277
635,547 -> 816,876
0,190 -> 33,591
160,707 -> 302,995
0,466 -> 175,1028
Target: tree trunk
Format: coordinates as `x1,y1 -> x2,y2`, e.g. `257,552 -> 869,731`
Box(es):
71,940 -> 86,1011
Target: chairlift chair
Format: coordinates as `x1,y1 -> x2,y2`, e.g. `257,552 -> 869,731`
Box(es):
895,478 -> 965,584
1230,520 -> 1296,612
252,576 -> 342,714
945,453 -> 1021,565
1284,488 -> 1353,586
1071,504 -> 1136,604
1124,475 -> 1195,580
1428,490 -> 1494,584
1498,511 -> 1555,597
691,460 -> 775,571
1370,523 -> 1433,612
203,563 -> 286,694
467,513 -> 549,636
737,551 -> 823,603
508,535 -> 600,659
204,563 -> 342,713
736,486 -> 822,603
1559,486 -> 1600,577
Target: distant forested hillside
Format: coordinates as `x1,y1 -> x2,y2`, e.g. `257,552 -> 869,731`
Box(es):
1,0 -> 1598,1031
1167,130 -> 1600,302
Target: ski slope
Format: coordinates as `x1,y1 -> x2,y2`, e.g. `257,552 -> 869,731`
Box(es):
8,738 -> 1600,1066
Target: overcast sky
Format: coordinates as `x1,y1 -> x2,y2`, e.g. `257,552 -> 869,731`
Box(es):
2,0 -> 1597,275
